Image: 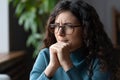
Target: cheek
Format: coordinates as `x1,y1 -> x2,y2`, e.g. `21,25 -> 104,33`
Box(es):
54,33 -> 58,40
54,33 -> 60,42
70,31 -> 83,48
71,36 -> 82,45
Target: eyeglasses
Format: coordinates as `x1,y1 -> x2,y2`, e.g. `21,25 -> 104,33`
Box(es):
49,23 -> 82,35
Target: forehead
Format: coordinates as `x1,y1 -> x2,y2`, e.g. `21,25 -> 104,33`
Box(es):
55,11 -> 80,24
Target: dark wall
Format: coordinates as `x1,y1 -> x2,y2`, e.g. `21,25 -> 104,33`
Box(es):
9,3 -> 28,51
9,3 -> 34,80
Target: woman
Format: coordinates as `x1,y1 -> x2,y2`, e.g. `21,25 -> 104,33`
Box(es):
30,0 -> 115,80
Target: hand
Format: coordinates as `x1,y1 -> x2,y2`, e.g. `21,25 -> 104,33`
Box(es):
50,42 -> 73,71
44,44 -> 60,77
49,44 -> 61,69
45,42 -> 73,77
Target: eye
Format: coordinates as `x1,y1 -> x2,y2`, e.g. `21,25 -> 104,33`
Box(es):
65,24 -> 73,29
50,23 -> 60,29
50,24 -> 57,29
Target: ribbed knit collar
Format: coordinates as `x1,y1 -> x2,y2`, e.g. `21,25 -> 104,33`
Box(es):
70,47 -> 87,65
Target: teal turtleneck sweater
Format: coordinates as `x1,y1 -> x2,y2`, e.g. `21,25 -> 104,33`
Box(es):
30,48 -> 111,80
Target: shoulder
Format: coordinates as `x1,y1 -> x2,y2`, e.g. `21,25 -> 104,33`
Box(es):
36,48 -> 50,60
35,48 -> 50,64
39,48 -> 49,54
92,58 -> 111,80
92,58 -> 108,73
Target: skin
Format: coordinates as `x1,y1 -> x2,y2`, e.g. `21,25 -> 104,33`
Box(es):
44,11 -> 83,78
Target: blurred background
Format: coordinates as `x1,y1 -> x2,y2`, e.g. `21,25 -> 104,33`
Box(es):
0,0 -> 120,80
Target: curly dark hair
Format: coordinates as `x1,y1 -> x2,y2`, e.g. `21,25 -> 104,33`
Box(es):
42,0 -> 117,79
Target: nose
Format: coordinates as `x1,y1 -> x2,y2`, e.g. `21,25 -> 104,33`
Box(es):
57,27 -> 66,36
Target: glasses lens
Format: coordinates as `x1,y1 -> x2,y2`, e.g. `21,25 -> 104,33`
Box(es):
65,25 -> 74,34
54,25 -> 59,33
49,24 -> 59,33
49,24 -> 76,34
54,25 -> 74,34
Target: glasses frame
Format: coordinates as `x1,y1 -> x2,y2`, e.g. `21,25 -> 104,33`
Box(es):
49,23 -> 82,35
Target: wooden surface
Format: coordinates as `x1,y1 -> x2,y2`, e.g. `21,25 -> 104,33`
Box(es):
0,51 -> 25,64
0,51 -> 29,80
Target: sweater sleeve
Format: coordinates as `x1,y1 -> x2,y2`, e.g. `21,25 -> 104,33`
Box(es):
92,70 -> 111,80
66,66 -> 83,80
66,59 -> 111,80
92,59 -> 111,80
92,64 -> 110,80
30,48 -> 51,80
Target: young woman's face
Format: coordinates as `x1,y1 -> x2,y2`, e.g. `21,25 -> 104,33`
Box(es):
54,11 -> 83,51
